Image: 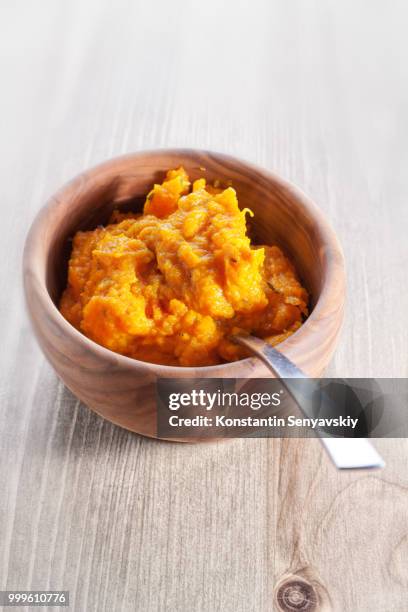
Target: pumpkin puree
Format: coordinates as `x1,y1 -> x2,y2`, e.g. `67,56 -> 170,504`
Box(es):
60,167 -> 308,366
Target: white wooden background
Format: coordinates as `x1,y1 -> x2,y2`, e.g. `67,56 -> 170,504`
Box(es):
1,1 -> 408,611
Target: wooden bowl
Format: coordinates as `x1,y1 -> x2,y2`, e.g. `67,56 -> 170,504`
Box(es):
23,149 -> 345,438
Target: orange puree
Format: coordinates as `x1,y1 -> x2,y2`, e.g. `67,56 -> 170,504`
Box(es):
60,167 -> 308,366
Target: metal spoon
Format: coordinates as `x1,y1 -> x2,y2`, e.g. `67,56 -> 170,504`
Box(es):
233,334 -> 385,469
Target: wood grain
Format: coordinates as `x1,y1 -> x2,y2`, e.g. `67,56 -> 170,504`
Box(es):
1,1 -> 408,611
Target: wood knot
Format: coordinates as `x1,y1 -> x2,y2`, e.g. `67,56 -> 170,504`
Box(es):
276,578 -> 317,611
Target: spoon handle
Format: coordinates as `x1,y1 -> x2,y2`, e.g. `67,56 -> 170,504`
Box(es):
233,334 -> 384,470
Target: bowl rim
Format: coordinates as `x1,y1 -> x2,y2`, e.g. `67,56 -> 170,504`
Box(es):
23,147 -> 346,375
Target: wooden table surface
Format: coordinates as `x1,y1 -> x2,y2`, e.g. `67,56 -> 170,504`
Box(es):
1,1 -> 408,611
